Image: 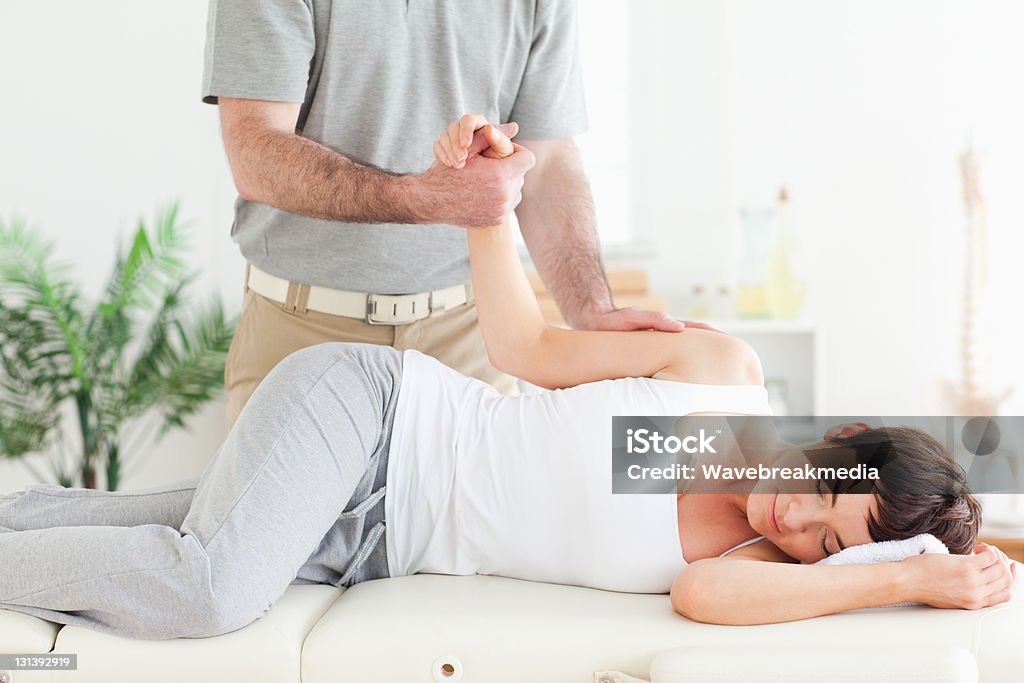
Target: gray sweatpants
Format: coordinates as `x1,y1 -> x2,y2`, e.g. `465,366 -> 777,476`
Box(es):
0,342 -> 401,640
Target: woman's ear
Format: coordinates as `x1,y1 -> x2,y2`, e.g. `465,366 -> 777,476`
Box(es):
823,421 -> 871,441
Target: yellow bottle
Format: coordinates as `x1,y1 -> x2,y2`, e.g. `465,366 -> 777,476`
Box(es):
765,188 -> 806,319
736,207 -> 773,318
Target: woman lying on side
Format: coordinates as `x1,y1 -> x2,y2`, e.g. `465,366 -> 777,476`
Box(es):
0,119 -> 1015,640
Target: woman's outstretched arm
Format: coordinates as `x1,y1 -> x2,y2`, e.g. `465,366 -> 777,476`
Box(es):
672,540 -> 1016,624
453,123 -> 763,390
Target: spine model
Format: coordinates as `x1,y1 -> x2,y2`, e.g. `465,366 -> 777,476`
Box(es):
950,146 -> 1011,415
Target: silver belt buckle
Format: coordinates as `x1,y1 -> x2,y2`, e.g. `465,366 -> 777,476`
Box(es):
365,293 -> 429,325
428,290 -> 447,315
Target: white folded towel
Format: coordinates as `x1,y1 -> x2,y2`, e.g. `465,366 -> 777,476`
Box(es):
815,533 -> 949,607
815,533 -> 949,566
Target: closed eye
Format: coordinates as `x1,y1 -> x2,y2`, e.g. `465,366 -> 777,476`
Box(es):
815,479 -> 845,556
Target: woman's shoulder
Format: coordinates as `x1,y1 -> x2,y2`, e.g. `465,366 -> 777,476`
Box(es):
656,330 -> 765,387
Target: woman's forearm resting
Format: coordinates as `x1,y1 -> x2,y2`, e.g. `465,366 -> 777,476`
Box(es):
671,559 -> 908,625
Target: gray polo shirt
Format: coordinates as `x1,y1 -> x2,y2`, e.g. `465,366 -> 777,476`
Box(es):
202,0 -> 588,293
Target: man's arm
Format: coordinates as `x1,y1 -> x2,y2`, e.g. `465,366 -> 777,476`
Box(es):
460,125 -> 760,390
469,219 -> 760,389
514,138 -> 684,332
217,98 -> 531,227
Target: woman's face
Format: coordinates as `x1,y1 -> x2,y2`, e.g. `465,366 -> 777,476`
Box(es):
746,489 -> 877,563
740,427 -> 880,563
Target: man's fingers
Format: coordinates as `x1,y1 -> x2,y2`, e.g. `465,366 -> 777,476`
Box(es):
454,114 -> 519,161
483,141 -> 535,173
679,320 -> 726,334
458,115 -> 517,146
438,116 -> 528,170
605,308 -> 685,332
483,124 -> 515,158
645,313 -> 687,332
511,142 -> 536,169
465,122 -> 519,157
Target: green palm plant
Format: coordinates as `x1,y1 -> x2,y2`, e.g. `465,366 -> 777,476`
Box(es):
0,202 -> 236,490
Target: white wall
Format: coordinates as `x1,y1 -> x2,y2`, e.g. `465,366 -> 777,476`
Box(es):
630,0 -> 1024,415
1,1 -> 1022,491
575,1 -> 632,244
0,2 -> 239,490
0,2 -> 241,300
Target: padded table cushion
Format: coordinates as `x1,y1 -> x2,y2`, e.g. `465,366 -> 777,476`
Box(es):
0,608 -> 61,653
302,574 -> 1023,683
48,585 -> 342,683
3,573 -> 1021,683
650,645 -> 979,683
0,608 -> 62,683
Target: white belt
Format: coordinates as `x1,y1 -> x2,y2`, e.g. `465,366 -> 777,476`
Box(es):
246,265 -> 473,325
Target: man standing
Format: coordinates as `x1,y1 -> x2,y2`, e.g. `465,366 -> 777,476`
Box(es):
202,0 -> 684,426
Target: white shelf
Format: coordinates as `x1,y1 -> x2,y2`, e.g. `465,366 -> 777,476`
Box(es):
681,318 -> 823,415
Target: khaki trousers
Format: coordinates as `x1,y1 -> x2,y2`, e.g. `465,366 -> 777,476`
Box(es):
224,284 -> 518,428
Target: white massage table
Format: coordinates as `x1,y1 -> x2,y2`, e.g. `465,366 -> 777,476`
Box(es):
1,570 -> 1021,683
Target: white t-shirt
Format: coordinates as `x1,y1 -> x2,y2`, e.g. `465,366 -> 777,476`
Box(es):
385,350 -> 772,594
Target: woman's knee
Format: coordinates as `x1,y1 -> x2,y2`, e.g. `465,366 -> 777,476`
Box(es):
281,341 -> 396,366
249,343 -> 363,411
273,342 -> 361,379
269,343 -> 394,387
178,586 -> 269,639
127,540 -> 265,639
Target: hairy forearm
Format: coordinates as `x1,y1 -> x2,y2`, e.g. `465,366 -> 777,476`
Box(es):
227,124 -> 424,224
516,145 -> 612,326
672,559 -> 908,625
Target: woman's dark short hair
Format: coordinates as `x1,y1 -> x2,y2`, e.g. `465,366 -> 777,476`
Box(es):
827,426 -> 982,555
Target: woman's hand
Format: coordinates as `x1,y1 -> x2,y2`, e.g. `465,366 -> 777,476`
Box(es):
434,114 -> 518,167
420,116 -> 535,228
903,543 -> 1017,609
